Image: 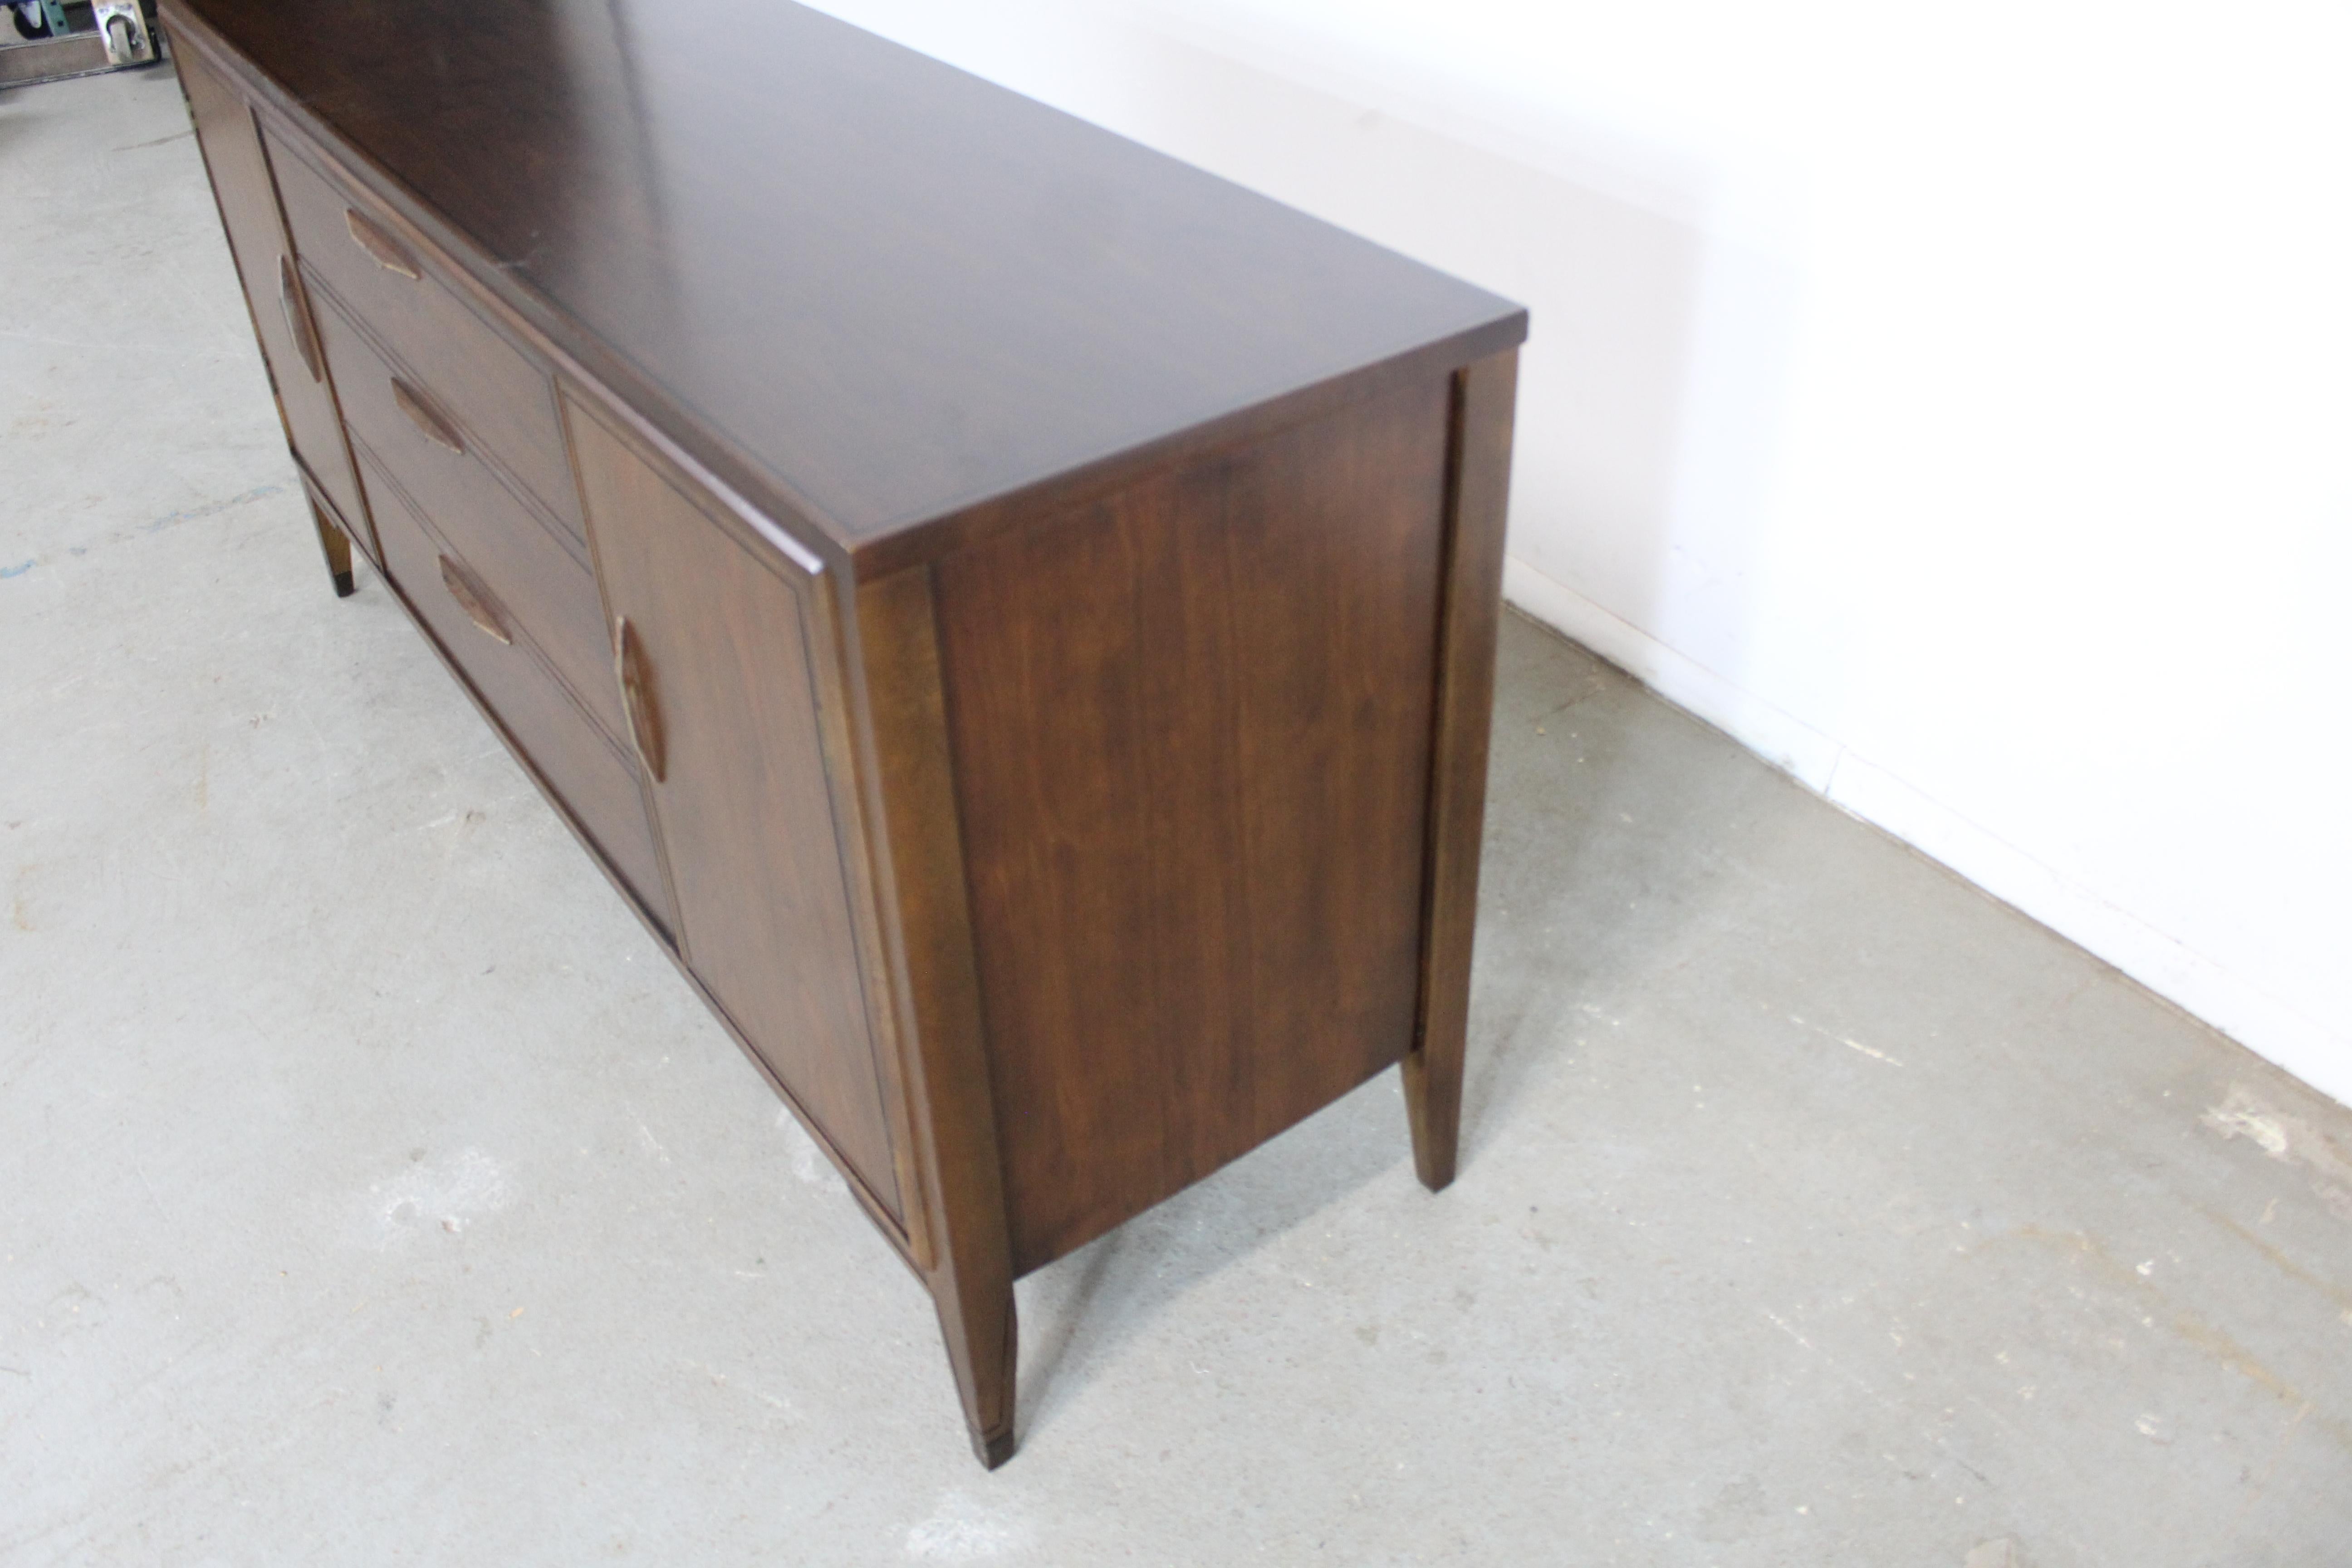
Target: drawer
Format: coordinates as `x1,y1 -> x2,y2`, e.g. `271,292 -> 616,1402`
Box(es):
264,127 -> 584,542
309,286 -> 629,745
356,439 -> 670,932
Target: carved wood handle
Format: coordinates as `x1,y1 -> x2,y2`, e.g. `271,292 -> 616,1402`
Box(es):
345,208 -> 421,280
438,555 -> 511,645
614,616 -> 665,784
391,377 -> 465,454
277,255 -> 323,383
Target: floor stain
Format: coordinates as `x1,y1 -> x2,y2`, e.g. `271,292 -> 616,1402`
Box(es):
2013,1225 -> 2352,1455
2204,1083 -> 2352,1224
2201,1205 -> 2352,1317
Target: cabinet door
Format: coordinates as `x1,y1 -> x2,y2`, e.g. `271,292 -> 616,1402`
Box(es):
176,40 -> 369,542
566,399 -> 903,1223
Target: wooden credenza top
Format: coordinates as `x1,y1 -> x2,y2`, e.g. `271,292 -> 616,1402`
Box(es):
176,0 -> 1526,568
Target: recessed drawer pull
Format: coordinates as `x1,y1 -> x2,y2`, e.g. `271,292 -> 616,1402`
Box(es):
277,255 -> 323,383
392,377 -> 465,455
614,616 -> 666,784
345,207 -> 421,280
437,554 -> 512,645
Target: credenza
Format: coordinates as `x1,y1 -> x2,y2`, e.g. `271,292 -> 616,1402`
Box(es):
164,0 -> 1525,1466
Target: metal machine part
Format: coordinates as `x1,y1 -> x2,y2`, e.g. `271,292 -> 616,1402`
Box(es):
93,0 -> 150,64
0,0 -> 162,87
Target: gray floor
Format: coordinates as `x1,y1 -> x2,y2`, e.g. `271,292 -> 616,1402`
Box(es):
5,64 -> 2351,1568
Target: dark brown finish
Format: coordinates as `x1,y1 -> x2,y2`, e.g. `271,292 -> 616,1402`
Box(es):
612,617 -> 661,784
296,467 -> 378,575
172,0 -> 1521,570
850,564 -> 1018,1467
170,0 -> 1524,1468
265,127 -> 587,542
936,374 -> 1455,1274
173,32 -> 368,547
308,492 -> 354,598
437,554 -> 510,646
568,399 -> 904,1225
305,286 -> 627,742
275,255 -> 321,383
343,206 -> 418,279
355,438 -> 671,927
1403,349 -> 1519,1193
390,376 -> 462,455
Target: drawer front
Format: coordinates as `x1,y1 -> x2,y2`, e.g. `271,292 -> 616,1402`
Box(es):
308,286 -> 628,745
356,440 -> 670,931
176,40 -> 372,551
264,127 -> 584,543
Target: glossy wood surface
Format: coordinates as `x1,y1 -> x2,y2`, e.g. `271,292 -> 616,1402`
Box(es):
1403,350 -> 1518,1192
307,286 -> 626,741
355,439 -> 671,925
568,399 -> 904,1222
171,0 -> 1526,1467
936,375 -> 1453,1274
304,489 -> 355,598
265,125 -> 588,541
175,0 -> 1523,564
852,566 -> 1017,1466
174,35 -> 368,539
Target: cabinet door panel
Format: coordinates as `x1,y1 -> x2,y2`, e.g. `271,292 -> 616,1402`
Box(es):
175,41 -> 369,544
567,399 -> 903,1221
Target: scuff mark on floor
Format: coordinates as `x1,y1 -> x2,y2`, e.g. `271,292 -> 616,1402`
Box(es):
633,1111 -> 671,1165
904,1489 -> 1031,1562
2202,1084 -> 2352,1222
0,486 -> 289,583
1790,1014 -> 1903,1066
360,1147 -> 510,1248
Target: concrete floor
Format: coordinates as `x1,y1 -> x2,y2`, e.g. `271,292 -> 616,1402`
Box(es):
6,64 -> 2352,1568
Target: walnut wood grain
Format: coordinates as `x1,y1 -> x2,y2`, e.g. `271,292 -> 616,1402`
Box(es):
266,127 -> 587,542
307,285 -> 627,743
852,565 -> 1018,1467
307,490 -> 354,598
568,398 -> 905,1222
612,617 -> 662,784
1403,349 -> 1519,1192
275,254 -> 322,382
173,33 -> 369,550
936,373 -> 1453,1274
171,0 -> 1522,572
343,206 -> 419,279
171,0 -> 1526,1469
391,376 -> 462,454
437,554 -> 511,646
355,438 -> 671,926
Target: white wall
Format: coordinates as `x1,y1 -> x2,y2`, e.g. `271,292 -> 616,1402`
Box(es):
803,0 -> 2352,1105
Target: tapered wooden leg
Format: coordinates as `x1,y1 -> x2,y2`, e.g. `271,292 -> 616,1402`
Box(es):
857,564 -> 1024,1466
309,495 -> 356,598
1402,1038 -> 1466,1193
933,1271 -> 1017,1467
1405,349 -> 1518,1194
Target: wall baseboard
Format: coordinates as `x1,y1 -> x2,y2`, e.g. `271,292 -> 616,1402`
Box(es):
1503,555 -> 2352,1110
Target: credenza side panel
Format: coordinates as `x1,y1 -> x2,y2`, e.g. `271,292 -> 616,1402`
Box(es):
173,38 -> 370,547
936,374 -> 1455,1274
567,401 -> 905,1224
